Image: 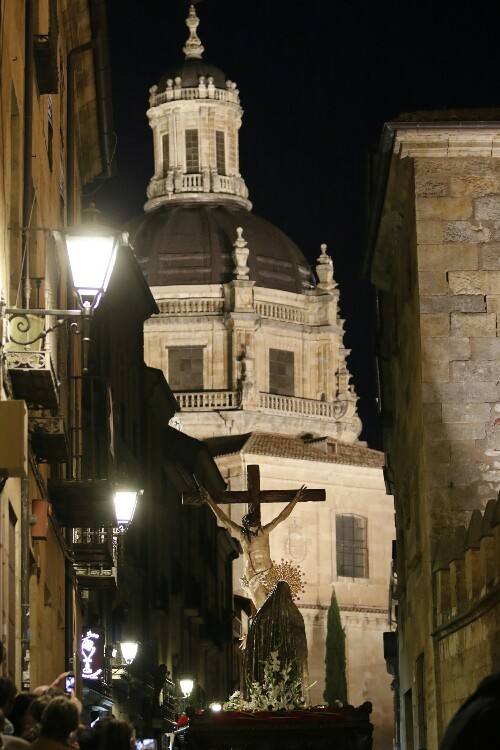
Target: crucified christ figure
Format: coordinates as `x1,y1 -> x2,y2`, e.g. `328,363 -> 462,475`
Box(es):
201,483 -> 306,610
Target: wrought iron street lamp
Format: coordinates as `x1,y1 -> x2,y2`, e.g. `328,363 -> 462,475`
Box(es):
113,488 -> 143,532
0,219 -> 123,373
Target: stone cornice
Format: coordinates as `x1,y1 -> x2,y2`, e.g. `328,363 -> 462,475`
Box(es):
144,192 -> 252,212
393,127 -> 500,159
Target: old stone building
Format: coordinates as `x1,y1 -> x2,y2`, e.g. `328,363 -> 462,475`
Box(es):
131,7 -> 395,747
368,111 -> 500,749
0,3 -> 238,735
0,0 -> 111,687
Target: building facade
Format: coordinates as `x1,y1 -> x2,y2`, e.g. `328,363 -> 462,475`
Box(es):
0,0 -> 112,688
131,7 -> 395,748
369,111 -> 500,749
0,4 -> 238,740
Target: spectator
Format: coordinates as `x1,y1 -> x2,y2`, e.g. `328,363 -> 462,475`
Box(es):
74,725 -> 97,750
0,680 -> 17,736
30,696 -> 79,750
439,672 -> 500,749
9,694 -> 35,740
0,708 -> 29,750
93,717 -> 135,749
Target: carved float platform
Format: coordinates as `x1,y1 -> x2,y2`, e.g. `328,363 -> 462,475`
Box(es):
175,704 -> 373,750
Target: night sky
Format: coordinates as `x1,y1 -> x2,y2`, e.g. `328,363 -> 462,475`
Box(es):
96,0 -> 500,448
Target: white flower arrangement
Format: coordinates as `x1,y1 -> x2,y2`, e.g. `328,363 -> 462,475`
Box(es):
223,651 -> 314,712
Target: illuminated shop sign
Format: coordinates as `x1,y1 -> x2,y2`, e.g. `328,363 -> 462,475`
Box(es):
81,629 -> 104,680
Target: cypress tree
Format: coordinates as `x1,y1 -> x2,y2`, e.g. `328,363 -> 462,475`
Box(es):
324,587 -> 347,705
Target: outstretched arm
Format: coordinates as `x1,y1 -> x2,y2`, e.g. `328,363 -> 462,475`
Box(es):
201,487 -> 241,534
263,485 -> 306,533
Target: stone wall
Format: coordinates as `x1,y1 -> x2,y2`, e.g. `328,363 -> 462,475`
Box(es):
415,156 -> 500,526
371,123 -> 500,750
433,496 -> 500,730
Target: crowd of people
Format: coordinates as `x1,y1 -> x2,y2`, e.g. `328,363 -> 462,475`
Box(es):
0,675 -> 136,750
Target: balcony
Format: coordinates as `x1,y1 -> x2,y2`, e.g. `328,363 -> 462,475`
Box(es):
5,349 -> 59,410
175,390 -> 349,420
73,527 -> 117,590
176,390 -> 239,411
259,392 -> 349,420
29,415 -> 69,463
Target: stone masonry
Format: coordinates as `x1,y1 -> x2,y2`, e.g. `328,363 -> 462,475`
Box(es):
370,116 -> 500,750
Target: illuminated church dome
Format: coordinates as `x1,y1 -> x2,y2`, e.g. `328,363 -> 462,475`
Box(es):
136,5 -> 360,444
130,5 -> 316,294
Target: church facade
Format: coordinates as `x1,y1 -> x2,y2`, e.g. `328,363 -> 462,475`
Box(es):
131,7 -> 395,747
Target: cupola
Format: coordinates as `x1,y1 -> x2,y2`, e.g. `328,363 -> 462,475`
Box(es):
145,5 -> 251,212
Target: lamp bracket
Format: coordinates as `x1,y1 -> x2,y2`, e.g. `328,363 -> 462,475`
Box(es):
1,306 -> 83,347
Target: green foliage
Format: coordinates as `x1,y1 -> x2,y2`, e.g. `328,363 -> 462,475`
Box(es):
324,588 -> 347,706
223,651 -> 307,711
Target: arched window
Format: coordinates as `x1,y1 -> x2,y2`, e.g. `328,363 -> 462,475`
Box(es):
336,514 -> 368,578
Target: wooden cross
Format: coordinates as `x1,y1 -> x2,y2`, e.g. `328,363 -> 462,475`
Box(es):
185,464 -> 325,520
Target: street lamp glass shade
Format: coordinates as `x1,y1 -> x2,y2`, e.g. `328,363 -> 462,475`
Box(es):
120,641 -> 138,664
113,490 -> 139,529
65,232 -> 118,309
180,678 -> 194,697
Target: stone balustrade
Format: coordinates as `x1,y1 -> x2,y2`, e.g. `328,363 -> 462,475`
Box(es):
148,172 -> 248,200
259,392 -> 348,419
175,390 -> 350,419
255,301 -> 306,324
176,390 -> 239,411
157,298 -> 224,316
155,297 -> 308,321
151,85 -> 240,108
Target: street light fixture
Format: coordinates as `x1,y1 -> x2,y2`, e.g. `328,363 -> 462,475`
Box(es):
63,224 -> 118,311
113,489 -> 143,532
120,641 -> 139,665
0,217 -> 123,373
180,678 -> 194,698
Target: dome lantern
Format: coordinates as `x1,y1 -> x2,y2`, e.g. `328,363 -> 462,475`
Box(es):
145,6 -> 251,212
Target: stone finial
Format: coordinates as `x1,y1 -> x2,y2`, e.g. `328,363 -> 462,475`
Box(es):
233,227 -> 250,280
183,4 -> 204,60
316,243 -> 336,291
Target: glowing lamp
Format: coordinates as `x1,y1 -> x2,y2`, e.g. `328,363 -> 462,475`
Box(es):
64,226 -> 119,311
113,489 -> 142,531
120,641 -> 138,664
209,702 -> 222,712
180,678 -> 194,698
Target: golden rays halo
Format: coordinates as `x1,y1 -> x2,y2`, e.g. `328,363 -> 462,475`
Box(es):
262,559 -> 306,600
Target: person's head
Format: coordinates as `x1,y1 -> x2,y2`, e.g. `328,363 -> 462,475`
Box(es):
241,508 -> 261,538
93,717 -> 134,750
0,678 -> 17,714
10,693 -> 35,738
28,693 -> 52,725
39,696 -> 79,743
74,725 -> 97,750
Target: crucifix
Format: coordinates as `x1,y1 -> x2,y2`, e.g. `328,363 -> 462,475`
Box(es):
185,465 -> 325,610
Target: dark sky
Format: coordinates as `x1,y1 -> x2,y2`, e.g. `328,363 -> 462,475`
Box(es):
96,0 -> 500,449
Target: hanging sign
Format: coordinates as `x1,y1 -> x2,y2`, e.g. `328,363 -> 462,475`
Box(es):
81,628 -> 104,680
